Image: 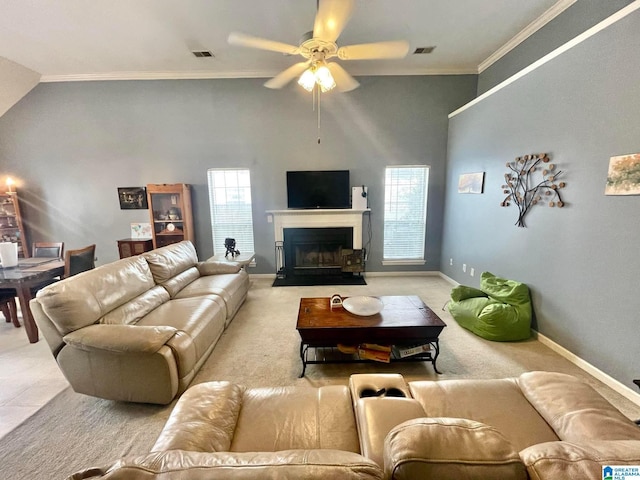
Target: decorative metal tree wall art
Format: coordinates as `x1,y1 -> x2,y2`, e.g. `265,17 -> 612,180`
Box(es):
500,153 -> 566,227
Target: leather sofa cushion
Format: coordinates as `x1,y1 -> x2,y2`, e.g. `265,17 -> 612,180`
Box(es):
100,286 -> 169,325
142,241 -> 198,285
518,371 -> 640,442
160,267 -> 200,298
231,385 -> 360,453
137,298 -> 225,378
72,449 -> 383,480
197,260 -> 241,275
152,382 -> 361,455
174,271 -> 247,305
409,377 -> 558,451
384,417 -> 527,480
520,440 -> 640,480
36,256 -> 156,335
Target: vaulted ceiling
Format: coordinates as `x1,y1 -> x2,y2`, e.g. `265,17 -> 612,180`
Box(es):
0,0 -> 570,82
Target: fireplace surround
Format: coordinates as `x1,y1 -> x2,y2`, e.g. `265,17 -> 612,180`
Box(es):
267,208 -> 369,285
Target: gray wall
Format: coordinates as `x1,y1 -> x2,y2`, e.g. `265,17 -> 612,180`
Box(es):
442,10 -> 640,388
478,0 -> 634,95
0,75 -> 476,273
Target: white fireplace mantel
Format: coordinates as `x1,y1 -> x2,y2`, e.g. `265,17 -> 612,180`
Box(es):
267,209 -> 370,249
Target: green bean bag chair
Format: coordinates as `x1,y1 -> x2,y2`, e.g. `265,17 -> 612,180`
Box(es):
448,271 -> 532,341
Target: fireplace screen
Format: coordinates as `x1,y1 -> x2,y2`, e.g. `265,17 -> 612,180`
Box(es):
295,244 -> 343,270
283,227 -> 353,276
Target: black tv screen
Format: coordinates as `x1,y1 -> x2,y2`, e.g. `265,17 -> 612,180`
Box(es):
287,170 -> 350,209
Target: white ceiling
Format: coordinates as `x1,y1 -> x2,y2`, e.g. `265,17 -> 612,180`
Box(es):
0,0 -> 572,82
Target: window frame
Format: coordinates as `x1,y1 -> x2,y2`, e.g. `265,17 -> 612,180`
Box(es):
382,165 -> 430,266
206,168 -> 256,265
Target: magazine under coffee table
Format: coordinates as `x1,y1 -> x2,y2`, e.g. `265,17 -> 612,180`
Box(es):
296,295 -> 447,377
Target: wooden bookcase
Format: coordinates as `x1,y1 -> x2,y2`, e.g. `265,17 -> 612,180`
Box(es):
146,184 -> 194,249
0,190 -> 29,258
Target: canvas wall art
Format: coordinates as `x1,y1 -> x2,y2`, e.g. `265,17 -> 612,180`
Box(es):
458,172 -> 484,194
605,153 -> 640,195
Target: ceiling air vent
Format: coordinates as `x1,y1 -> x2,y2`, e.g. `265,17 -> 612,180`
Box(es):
192,50 -> 214,58
413,46 -> 435,54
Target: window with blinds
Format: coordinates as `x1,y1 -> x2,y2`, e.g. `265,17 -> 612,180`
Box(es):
383,165 -> 429,265
207,168 -> 255,258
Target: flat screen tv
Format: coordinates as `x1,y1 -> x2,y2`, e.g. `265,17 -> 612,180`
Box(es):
287,170 -> 350,209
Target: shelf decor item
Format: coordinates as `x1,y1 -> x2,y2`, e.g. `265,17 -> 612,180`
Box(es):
146,184 -> 194,249
500,153 -> 567,228
342,296 -> 384,316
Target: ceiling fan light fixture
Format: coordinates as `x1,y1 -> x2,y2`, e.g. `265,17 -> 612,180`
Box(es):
298,68 -> 317,92
315,63 -> 336,92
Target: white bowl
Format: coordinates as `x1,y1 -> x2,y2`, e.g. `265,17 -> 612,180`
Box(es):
342,296 -> 384,316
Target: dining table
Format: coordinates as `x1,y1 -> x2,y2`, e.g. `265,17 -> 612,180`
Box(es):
0,257 -> 64,343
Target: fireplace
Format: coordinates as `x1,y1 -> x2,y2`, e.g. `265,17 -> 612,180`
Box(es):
267,208 -> 369,286
283,228 -> 352,276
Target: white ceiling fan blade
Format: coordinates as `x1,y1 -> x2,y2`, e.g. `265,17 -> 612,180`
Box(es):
313,0 -> 355,43
327,63 -> 359,92
264,62 -> 310,89
228,32 -> 299,55
338,40 -> 410,60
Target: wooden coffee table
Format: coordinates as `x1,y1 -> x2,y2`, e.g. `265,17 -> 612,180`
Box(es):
296,295 -> 446,377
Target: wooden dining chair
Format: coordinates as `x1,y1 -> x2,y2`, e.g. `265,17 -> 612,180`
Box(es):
32,242 -> 64,258
63,244 -> 96,278
0,290 -> 19,328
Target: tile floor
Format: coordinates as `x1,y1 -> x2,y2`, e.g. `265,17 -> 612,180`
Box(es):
0,310 -> 69,440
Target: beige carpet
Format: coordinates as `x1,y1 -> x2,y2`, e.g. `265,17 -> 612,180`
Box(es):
1,276 -> 638,479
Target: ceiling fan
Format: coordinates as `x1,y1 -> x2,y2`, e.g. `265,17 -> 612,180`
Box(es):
227,0 -> 410,93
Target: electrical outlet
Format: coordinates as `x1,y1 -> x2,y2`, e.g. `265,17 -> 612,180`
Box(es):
449,258 -> 453,266
267,215 -> 272,223
462,263 -> 467,273
470,268 -> 475,277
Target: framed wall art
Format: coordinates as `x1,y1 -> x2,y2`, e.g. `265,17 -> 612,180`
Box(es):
458,172 -> 485,194
605,153 -> 640,195
118,187 -> 148,209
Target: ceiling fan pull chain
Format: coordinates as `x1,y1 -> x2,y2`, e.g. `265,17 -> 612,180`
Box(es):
317,87 -> 321,144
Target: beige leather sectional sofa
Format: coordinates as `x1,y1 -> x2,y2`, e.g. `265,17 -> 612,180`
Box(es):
31,240 -> 249,405
68,371 -> 640,479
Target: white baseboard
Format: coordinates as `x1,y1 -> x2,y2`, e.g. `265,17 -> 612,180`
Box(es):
364,271 -> 440,277
533,331 -> 640,407
438,272 -> 459,286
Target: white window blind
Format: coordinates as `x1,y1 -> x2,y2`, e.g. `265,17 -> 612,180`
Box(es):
383,165 -> 429,265
207,168 -> 255,257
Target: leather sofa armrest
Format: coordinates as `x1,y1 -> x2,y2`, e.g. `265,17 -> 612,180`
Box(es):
384,417 -> 527,480
196,260 -> 241,275
152,381 -> 245,453
67,449 -> 383,480
520,440 -> 640,480
63,324 -> 177,354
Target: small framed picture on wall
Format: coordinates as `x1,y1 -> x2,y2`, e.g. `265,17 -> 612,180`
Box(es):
458,172 -> 485,194
118,187 -> 148,209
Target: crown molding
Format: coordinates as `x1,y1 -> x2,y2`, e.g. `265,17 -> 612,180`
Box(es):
478,0 -> 577,73
451,0 -> 640,118
38,66 -> 477,83
39,67 -> 478,83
